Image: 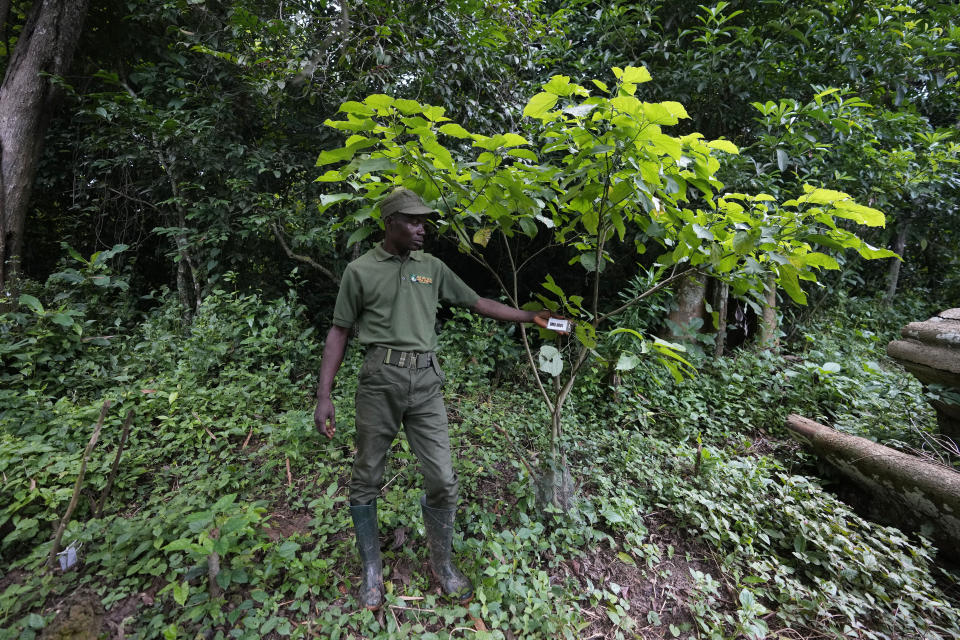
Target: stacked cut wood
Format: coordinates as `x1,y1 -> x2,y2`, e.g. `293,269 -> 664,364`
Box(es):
887,308 -> 960,442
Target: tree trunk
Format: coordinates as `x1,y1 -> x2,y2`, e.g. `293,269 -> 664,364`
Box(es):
759,273 -> 778,350
666,273 -> 706,341
785,414 -> 960,560
884,219 -> 910,303
711,278 -> 729,357
0,0 -> 90,285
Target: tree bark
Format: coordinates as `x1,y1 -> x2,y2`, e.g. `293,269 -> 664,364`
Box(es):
0,0 -> 90,285
666,273 -> 706,341
711,278 -> 729,357
759,273 -> 778,350
884,219 -> 910,303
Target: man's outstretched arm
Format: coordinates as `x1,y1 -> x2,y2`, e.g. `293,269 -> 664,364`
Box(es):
471,297 -> 555,330
314,324 -> 351,439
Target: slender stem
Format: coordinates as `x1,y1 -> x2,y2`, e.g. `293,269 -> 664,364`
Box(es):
596,266 -> 697,325
96,409 -> 134,518
49,400 -> 111,568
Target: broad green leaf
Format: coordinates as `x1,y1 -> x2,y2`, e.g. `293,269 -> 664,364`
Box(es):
538,345 -> 563,377
421,136 -> 454,170
423,105 -> 448,121
19,294 -> 43,314
661,101 -> 689,119
579,252 -> 598,272
346,226 -> 374,247
610,96 -> 642,117
173,581 -> 189,606
392,98 -> 423,115
316,138 -> 376,166
212,493 -> 238,512
643,102 -> 678,125
615,353 -> 641,371
575,323 -> 597,349
592,79 -> 609,92
820,362 -> 842,374
438,123 -> 472,138
518,217 -> 537,238
502,133 -> 530,147
318,193 -> 353,213
542,275 -> 564,298
50,313 -> 75,328
802,252 -> 840,269
777,265 -> 807,304
355,157 -> 396,175
856,242 -> 898,260
523,92 -> 558,119
619,66 -> 652,83
708,139 -> 739,154
692,224 -> 714,241
363,94 -> 395,112
315,169 -> 345,183
543,75 -> 573,97
582,208 -> 600,235
832,200 -> 885,227
339,101 -> 375,116
776,149 -> 789,172
507,148 -> 538,162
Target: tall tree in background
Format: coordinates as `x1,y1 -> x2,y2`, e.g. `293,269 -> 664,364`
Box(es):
0,0 -> 89,286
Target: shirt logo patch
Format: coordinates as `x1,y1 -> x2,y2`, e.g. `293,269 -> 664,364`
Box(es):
410,274 -> 433,285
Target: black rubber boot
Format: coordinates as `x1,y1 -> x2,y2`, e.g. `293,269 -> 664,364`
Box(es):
420,495 -> 473,603
350,501 -> 384,610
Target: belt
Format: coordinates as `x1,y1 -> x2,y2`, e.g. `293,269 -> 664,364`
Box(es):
380,348 -> 434,369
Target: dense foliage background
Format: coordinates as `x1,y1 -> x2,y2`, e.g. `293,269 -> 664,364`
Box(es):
1,1 -> 959,638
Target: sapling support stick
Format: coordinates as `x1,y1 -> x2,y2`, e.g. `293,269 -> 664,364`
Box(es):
49,399 -> 111,568
96,409 -> 134,518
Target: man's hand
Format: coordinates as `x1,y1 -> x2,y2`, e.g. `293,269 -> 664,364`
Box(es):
533,309 -> 570,334
315,397 -> 336,439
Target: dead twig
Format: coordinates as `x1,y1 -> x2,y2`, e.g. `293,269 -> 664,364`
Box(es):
49,400 -> 110,568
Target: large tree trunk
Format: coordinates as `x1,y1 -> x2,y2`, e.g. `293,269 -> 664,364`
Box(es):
884,218 -> 910,303
0,0 -> 90,285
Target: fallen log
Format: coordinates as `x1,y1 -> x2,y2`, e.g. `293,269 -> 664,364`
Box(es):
785,414 -> 960,558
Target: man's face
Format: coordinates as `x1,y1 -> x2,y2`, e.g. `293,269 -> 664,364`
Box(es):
385,213 -> 427,252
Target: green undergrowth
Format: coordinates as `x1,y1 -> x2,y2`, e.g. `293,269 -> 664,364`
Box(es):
2,276 -> 958,639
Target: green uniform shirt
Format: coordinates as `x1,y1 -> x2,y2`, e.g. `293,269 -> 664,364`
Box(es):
332,243 -> 480,352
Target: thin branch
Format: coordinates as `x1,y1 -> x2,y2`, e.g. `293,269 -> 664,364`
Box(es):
49,400 -> 111,568
596,266 -> 697,325
271,223 -> 340,284
95,409 -> 134,518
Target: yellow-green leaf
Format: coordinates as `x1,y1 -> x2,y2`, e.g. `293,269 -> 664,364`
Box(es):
438,123 -> 472,138
620,66 -> 652,83
473,228 -> 493,247
708,139 -> 740,155
523,92 -> 558,119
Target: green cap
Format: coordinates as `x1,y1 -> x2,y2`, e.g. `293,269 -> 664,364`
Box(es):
380,188 -> 435,218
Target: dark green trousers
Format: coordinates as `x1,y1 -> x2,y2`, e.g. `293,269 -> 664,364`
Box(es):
350,347 -> 458,508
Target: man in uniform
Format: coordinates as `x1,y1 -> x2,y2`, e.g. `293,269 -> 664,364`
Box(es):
314,187 -> 560,610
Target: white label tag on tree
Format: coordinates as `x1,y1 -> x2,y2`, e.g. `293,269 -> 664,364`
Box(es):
546,318 -> 571,332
